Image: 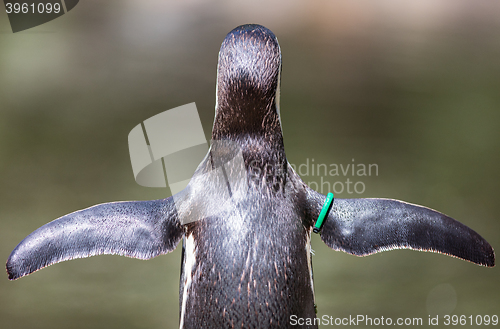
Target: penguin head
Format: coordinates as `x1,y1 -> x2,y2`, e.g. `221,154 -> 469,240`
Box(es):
213,24 -> 282,139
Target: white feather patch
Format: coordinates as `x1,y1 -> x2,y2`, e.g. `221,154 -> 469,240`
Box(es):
179,234 -> 197,329
305,230 -> 315,302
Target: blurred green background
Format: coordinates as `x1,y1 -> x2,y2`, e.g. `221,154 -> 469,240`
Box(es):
1,1 -> 498,328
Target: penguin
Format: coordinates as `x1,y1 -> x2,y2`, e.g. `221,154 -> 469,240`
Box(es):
6,24 -> 495,329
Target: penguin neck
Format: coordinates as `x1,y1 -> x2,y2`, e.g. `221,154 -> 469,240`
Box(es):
212,100 -> 284,148
211,101 -> 288,184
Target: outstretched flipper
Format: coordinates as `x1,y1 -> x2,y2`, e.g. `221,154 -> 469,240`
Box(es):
308,192 -> 495,267
6,197 -> 184,280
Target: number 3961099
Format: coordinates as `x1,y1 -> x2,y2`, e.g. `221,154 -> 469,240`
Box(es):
443,315 -> 498,326
5,2 -> 61,14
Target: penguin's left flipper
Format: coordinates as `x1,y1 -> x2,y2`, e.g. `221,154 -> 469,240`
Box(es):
313,196 -> 495,267
6,198 -> 184,280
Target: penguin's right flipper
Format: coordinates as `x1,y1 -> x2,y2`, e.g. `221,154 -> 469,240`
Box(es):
311,196 -> 495,267
6,198 -> 184,280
